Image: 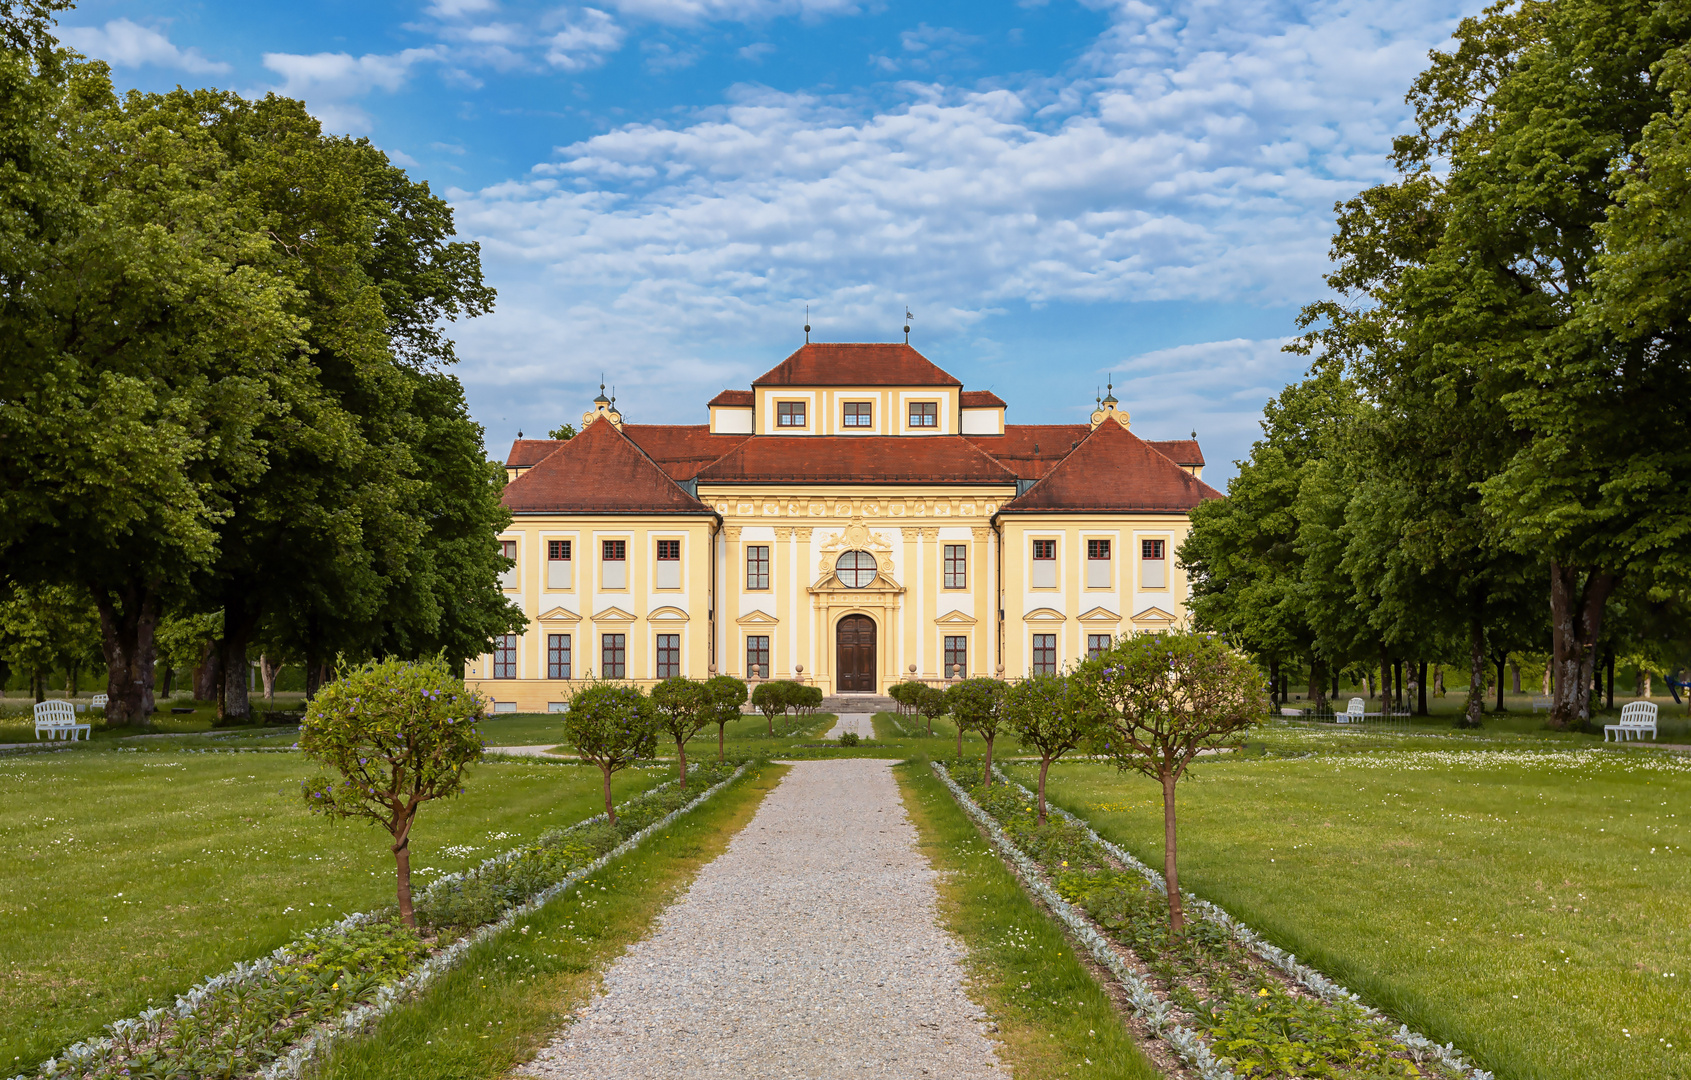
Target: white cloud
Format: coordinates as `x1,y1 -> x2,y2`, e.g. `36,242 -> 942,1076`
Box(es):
605,0 -> 862,24
427,0 -> 499,15
546,8 -> 626,71
58,19 -> 231,75
261,48 -> 444,133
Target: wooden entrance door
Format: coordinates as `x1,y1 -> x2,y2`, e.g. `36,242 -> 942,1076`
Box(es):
836,615 -> 877,692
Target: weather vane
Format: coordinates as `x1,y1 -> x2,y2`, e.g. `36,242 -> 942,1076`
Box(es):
904,307 -> 913,343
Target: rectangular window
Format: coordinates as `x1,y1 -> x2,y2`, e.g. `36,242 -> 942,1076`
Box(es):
777,401 -> 806,427
1031,538 -> 1057,589
601,538 -> 627,589
547,634 -> 571,679
908,401 -> 938,428
746,635 -> 769,679
843,402 -> 873,427
1032,634 -> 1057,675
746,545 -> 770,590
499,540 -> 517,590
1087,634 -> 1111,660
601,634 -> 626,679
943,544 -> 967,589
944,636 -> 967,677
493,634 -> 517,679
547,539 -> 573,589
1087,538 -> 1112,588
655,538 -> 681,589
655,634 -> 680,678
1142,538 -> 1167,589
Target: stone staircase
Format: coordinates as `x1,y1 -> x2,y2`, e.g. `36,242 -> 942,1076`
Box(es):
818,693 -> 899,714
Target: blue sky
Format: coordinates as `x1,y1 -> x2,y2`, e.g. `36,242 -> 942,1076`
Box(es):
57,0 -> 1477,484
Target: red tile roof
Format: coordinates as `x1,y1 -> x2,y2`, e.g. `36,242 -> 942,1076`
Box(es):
708,389 -> 754,407
1147,438 -> 1205,467
503,418 -> 714,515
622,425 -> 751,481
964,424 -> 1091,480
506,438 -> 566,469
752,343 -> 962,387
1000,420 -> 1222,513
695,435 -> 1018,484
960,390 -> 1006,408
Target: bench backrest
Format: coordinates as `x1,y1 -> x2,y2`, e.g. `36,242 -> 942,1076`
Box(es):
1346,697 -> 1366,714
90,693 -> 108,708
1621,701 -> 1659,723
34,700 -> 76,723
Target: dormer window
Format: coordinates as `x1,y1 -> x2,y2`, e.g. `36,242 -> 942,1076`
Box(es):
843,402 -> 872,427
777,401 -> 806,427
908,402 -> 937,428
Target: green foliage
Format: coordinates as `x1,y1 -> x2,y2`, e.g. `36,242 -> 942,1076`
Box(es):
299,655 -> 487,925
914,684 -> 948,734
546,423 -> 577,440
1002,672 -> 1106,821
946,678 -> 1007,783
0,582 -> 101,698
650,676 -> 710,786
837,730 -> 860,747
888,680 -> 924,714
749,679 -> 806,734
559,680 -> 660,821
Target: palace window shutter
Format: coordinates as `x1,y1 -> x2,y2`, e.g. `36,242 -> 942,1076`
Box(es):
601,539 -> 626,589
655,539 -> 681,589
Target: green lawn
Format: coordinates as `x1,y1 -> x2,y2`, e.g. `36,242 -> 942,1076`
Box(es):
1026,731 -> 1691,1080
0,750 -> 666,1068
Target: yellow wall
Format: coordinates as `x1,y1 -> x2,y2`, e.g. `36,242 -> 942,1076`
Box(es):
753,385 -> 962,436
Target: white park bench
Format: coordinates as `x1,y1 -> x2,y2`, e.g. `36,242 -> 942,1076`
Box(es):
34,700 -> 91,741
1605,701 -> 1658,742
1338,697 -> 1367,723
90,693 -> 107,711
1531,696 -> 1552,712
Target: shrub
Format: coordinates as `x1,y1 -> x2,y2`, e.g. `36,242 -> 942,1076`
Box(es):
1002,671 -> 1107,823
946,677 -> 1007,783
750,679 -> 801,734
558,680 -> 660,823
888,680 -> 924,715
299,655 -> 486,927
650,676 -> 710,788
837,730 -> 860,746
797,684 -> 824,714
704,675 -> 747,761
915,684 -> 948,735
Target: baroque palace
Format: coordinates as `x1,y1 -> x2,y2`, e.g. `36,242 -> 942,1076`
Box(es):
466,343 -> 1220,711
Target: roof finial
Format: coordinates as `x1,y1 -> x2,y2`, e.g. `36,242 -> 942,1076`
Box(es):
517,429 -> 523,439
1101,375 -> 1118,406
904,307 -> 912,343
1191,429 -> 1197,440
804,304 -> 810,343
594,376 -> 610,405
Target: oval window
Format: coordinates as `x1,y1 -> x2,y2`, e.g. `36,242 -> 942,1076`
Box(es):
835,550 -> 878,588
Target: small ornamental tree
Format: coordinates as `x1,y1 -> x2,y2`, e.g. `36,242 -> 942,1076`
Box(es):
704,675 -> 747,761
750,679 -> 797,735
888,680 -> 923,716
1075,630 -> 1265,934
946,677 -> 1007,784
915,684 -> 948,737
299,656 -> 486,928
560,680 -> 660,823
1003,671 -> 1107,823
651,676 -> 710,788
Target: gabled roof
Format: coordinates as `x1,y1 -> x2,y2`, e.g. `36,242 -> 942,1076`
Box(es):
1000,419 -> 1222,513
1146,438 -> 1205,467
964,424 -> 1091,480
960,390 -> 1006,408
503,417 -> 714,515
621,424 -> 751,481
695,435 -> 1018,484
752,343 -> 963,387
708,389 -> 754,407
507,438 -> 566,469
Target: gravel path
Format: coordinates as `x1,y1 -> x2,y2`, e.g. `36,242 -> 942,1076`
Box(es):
519,759 -> 1004,1079
824,713 -> 876,739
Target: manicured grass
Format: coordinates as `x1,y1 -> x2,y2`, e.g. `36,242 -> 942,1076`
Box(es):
1028,740 -> 1691,1080
317,764 -> 789,1080
895,762 -> 1161,1080
0,750 -> 667,1068
0,699 -> 304,745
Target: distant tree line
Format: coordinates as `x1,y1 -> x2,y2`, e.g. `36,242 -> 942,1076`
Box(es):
1180,0 -> 1691,729
0,2 -> 524,724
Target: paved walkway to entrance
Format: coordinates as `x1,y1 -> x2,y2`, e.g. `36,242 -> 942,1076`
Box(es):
824,713 -> 876,740
519,758 -> 1003,1080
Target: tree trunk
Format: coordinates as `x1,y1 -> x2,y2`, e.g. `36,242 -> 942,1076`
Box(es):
393,834 -> 415,928
1643,670 -> 1654,699
193,639 -> 221,701
982,732 -> 995,787
1392,659 -> 1403,709
676,736 -> 688,790
1462,616 -> 1485,729
92,582 -> 159,726
1434,664 -> 1444,697
218,603 -> 258,725
1379,644 -> 1391,710
1495,653 -> 1506,713
1417,660 -> 1429,716
1037,755 -> 1052,825
1549,562 -> 1619,729
66,662 -> 77,697
601,763 -> 617,823
1542,662 -> 1551,696
1511,659 -> 1522,694
260,653 -> 280,703
1161,769 -> 1184,935
1308,656 -> 1328,713
1269,658 -> 1280,706
718,722 -> 725,762
31,667 -> 43,704
1606,649 -> 1615,712
956,719 -> 964,762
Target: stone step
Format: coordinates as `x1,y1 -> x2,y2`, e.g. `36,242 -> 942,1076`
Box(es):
818,694 -> 898,714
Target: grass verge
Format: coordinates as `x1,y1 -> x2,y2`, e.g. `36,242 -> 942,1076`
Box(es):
1033,746 -> 1691,1080
893,762 -> 1161,1080
316,764 -> 789,1080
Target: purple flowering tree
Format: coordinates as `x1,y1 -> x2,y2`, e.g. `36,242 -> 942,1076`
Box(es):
1074,630 -> 1265,933
299,655 -> 487,927
560,679 -> 660,822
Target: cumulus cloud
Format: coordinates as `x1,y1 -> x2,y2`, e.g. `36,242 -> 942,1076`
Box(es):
261,47 -> 443,133
546,8 -> 626,71
605,0 -> 862,24
58,19 -> 231,75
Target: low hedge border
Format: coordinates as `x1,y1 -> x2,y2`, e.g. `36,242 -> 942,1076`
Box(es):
14,761 -> 749,1080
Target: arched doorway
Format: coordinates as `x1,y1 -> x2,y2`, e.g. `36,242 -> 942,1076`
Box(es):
836,614 -> 877,692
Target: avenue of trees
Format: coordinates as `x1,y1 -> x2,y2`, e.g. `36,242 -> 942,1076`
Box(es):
0,2 -> 523,724
1182,0 -> 1691,730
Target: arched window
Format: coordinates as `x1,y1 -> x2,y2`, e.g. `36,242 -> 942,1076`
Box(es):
835,550 -> 878,588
